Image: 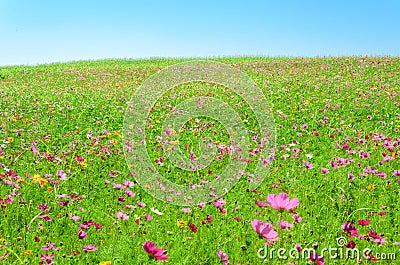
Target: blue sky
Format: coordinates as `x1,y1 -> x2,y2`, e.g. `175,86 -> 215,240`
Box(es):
1,0 -> 399,66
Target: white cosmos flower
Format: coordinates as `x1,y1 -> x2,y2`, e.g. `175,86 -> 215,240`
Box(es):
150,208 -> 164,215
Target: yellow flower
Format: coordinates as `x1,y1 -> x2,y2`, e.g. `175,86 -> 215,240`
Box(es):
99,262 -> 111,265
8,137 -> 14,142
24,250 -> 33,255
367,184 -> 375,191
176,220 -> 187,226
33,174 -> 41,182
170,140 -> 179,145
0,238 -> 4,243
47,186 -> 53,191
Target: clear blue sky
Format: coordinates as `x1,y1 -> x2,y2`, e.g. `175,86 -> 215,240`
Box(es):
1,0 -> 399,66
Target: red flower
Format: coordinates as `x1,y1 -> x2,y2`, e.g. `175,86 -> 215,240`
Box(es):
189,223 -> 197,233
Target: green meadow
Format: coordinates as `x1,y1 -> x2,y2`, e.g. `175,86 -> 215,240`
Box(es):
0,57 -> 399,264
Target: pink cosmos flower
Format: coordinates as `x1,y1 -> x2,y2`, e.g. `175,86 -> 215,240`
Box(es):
71,215 -> 81,221
368,230 -> 386,244
56,170 -> 66,180
321,168 -> 329,174
41,243 -> 58,251
125,189 -> 135,198
266,193 -> 299,212
360,151 -> 370,159
295,243 -> 302,252
304,161 -> 314,169
217,249 -> 229,264
137,201 -> 146,207
251,220 -> 279,243
40,253 -> 55,264
278,220 -> 293,230
292,214 -> 302,223
77,230 -> 87,239
31,140 -> 39,155
143,241 -> 168,260
82,244 -> 97,252
342,222 -> 358,237
145,214 -> 152,221
39,203 -> 49,212
182,208 -> 192,213
116,210 -> 129,220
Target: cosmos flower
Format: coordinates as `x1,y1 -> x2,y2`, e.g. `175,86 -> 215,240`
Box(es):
143,241 -> 168,260
251,220 -> 279,243
83,244 -> 97,252
342,222 -> 358,237
266,193 -> 299,212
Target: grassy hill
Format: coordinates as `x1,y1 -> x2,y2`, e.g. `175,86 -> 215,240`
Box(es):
0,57 -> 399,264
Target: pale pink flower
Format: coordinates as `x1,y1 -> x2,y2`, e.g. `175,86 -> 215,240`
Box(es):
137,201 -> 146,207
182,208 -> 192,213
116,210 -> 129,220
278,220 -> 293,230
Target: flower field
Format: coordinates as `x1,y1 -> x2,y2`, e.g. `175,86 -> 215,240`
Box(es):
0,56 -> 399,264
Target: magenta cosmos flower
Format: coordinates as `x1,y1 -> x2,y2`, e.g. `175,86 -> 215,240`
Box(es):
342,222 -> 358,237
251,220 -> 279,244
266,193 -> 299,212
308,253 -> 325,265
143,241 -> 168,260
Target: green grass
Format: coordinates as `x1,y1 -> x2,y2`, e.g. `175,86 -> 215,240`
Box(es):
0,56 -> 399,264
